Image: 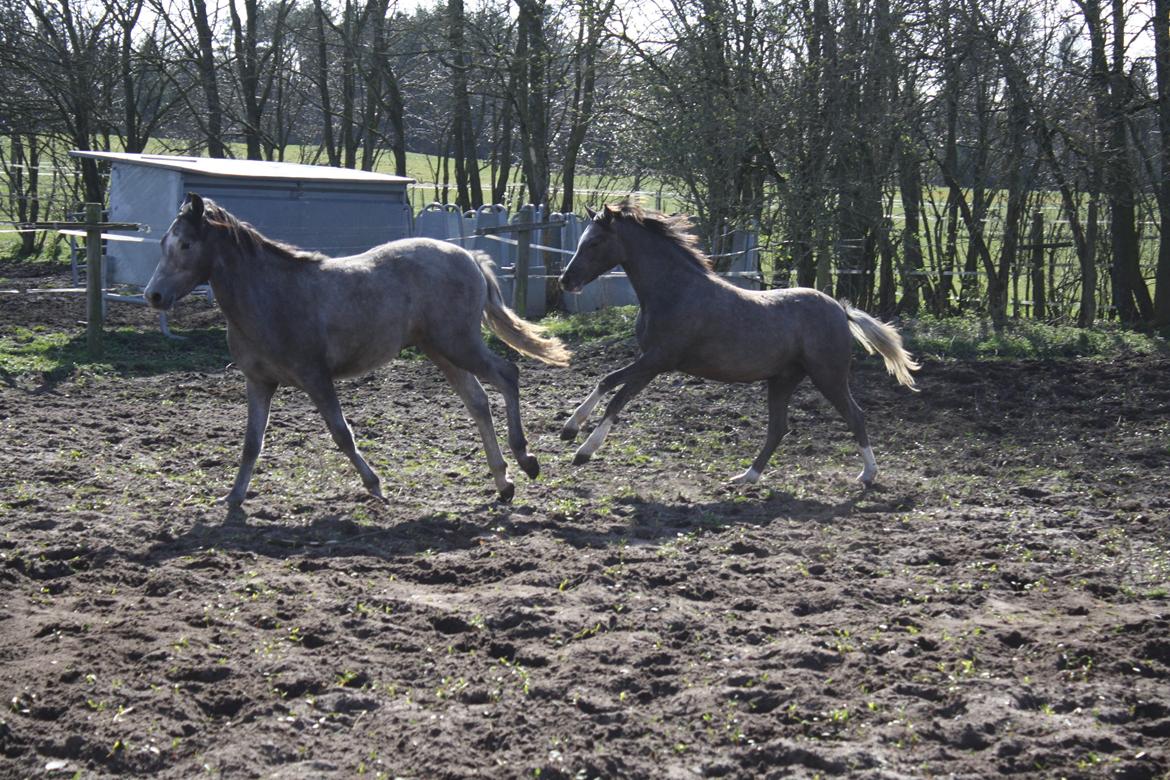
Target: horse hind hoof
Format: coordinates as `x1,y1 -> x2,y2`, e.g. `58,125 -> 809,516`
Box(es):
498,482 -> 516,503
520,455 -> 540,480
572,451 -> 591,467
560,425 -> 579,442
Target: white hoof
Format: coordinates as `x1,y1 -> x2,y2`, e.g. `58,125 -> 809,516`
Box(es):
858,446 -> 877,487
727,467 -> 761,485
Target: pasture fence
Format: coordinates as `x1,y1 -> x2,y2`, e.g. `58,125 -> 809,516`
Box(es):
1,204 -> 146,356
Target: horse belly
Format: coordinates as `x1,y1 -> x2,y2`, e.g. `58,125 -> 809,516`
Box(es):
326,321 -> 407,378
678,339 -> 789,383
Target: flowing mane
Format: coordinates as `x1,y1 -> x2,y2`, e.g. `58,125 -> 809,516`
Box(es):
202,199 -> 326,263
601,201 -> 714,272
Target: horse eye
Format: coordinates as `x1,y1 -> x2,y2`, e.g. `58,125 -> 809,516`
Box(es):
180,242 -> 191,250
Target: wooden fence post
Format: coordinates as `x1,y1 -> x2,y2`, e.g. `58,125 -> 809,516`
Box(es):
513,205 -> 531,316
85,202 -> 104,357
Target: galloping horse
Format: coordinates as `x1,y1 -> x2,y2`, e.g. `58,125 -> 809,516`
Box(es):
558,202 -> 919,487
145,193 -> 570,505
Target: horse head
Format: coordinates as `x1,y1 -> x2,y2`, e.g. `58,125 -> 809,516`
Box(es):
145,192 -> 215,310
559,205 -> 628,293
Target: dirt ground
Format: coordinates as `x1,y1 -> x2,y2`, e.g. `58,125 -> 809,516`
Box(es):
1,268 -> 1169,779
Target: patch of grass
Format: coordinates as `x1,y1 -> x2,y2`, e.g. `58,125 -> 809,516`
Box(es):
0,324 -> 230,380
902,314 -> 1168,361
538,306 -> 638,344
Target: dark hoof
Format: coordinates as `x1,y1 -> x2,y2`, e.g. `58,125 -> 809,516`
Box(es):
521,455 -> 540,480
498,483 -> 516,503
572,452 -> 591,466
560,426 -> 578,442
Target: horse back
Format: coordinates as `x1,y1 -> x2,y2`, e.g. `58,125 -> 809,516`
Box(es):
314,239 -> 486,375
668,285 -> 851,382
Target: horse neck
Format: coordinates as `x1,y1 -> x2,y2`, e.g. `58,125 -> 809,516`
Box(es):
207,239 -> 277,328
616,222 -> 713,310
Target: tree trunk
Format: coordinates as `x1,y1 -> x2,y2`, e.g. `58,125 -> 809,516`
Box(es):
1153,0 -> 1170,325
448,0 -> 482,208
313,0 -> 339,167
190,0 -> 226,158
515,0 -> 549,210
897,139 -> 924,315
229,0 -> 263,160
560,0 -> 614,214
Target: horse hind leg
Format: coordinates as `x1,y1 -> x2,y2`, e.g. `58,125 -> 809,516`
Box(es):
729,369 -> 804,485
303,376 -> 386,501
428,351 -> 516,501
441,343 -> 540,482
807,366 -> 877,487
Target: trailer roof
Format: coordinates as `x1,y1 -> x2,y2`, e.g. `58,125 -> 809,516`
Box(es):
69,151 -> 414,185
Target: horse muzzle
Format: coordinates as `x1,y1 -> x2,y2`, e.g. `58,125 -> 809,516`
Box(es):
144,287 -> 174,311
559,273 -> 582,294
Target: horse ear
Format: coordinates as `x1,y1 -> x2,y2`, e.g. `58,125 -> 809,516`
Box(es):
185,192 -> 205,221
585,206 -> 597,220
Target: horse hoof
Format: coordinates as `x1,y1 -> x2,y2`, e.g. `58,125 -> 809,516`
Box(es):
498,482 -> 516,503
521,455 -> 540,480
218,492 -> 245,507
572,451 -> 591,466
727,468 -> 761,486
560,425 -> 578,442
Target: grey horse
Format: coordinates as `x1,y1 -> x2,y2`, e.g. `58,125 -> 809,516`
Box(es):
558,202 -> 919,487
145,193 -> 570,505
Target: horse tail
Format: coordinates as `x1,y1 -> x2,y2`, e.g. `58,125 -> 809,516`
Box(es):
842,302 -> 920,391
472,251 -> 572,367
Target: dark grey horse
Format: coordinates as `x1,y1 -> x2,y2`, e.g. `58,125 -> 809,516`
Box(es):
558,203 -> 919,487
145,193 -> 570,505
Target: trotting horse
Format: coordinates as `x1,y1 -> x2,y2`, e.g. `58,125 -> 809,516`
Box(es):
558,202 -> 919,487
145,193 -> 570,505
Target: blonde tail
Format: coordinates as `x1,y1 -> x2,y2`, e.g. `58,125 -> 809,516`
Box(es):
474,252 -> 572,367
843,303 -> 920,390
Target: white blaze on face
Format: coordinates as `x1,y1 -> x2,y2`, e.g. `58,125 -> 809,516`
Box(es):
577,221 -> 599,249
562,221 -> 601,292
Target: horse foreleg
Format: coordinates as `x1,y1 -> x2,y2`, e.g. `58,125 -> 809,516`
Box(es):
431,355 -> 516,502
561,361 -> 646,441
573,370 -> 658,465
223,378 -> 277,506
729,370 -> 804,485
305,380 -> 386,501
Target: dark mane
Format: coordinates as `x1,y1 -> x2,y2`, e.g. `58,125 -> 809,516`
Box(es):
601,201 -> 714,272
202,200 -> 326,263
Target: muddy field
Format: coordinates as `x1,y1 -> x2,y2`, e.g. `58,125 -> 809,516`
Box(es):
2,268 -> 1169,779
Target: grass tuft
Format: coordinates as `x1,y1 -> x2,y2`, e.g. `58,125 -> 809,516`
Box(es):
0,324 -> 230,382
